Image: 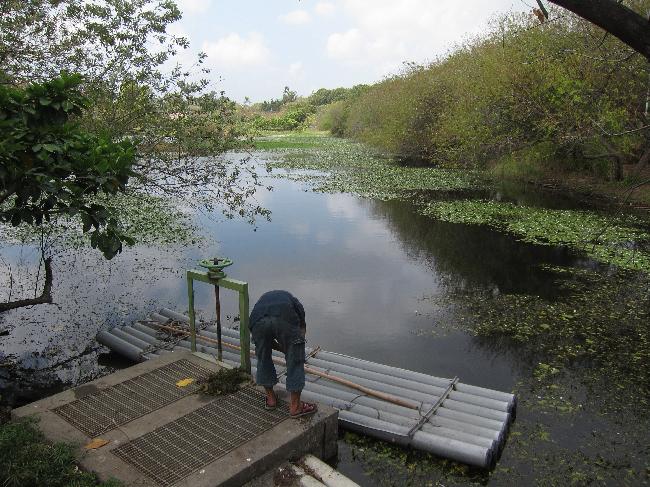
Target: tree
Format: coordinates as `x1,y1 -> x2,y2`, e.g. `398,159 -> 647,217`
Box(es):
548,0 -> 650,60
0,73 -> 136,259
282,86 -> 298,104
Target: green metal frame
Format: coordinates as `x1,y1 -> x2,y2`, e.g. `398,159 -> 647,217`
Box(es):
186,270 -> 251,373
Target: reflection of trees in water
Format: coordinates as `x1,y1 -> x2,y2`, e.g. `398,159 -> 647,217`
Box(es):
0,348 -> 114,410
0,254 -> 52,313
364,198 -> 583,297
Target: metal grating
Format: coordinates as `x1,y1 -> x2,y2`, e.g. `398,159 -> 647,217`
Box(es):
111,387 -> 290,486
53,360 -> 213,437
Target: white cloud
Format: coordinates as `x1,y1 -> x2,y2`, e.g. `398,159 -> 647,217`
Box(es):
315,2 -> 336,16
279,9 -> 311,25
326,28 -> 362,60
176,0 -> 211,14
326,0 -> 509,75
202,32 -> 270,68
288,61 -> 304,79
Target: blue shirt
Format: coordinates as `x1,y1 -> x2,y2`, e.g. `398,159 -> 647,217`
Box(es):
249,290 -> 306,330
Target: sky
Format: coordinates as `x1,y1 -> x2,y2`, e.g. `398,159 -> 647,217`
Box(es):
172,0 -> 530,103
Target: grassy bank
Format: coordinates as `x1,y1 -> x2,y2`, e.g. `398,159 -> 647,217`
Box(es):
0,418 -> 121,487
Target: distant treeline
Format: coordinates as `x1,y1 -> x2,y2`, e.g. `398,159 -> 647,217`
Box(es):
314,8 -> 649,181
243,84 -> 369,132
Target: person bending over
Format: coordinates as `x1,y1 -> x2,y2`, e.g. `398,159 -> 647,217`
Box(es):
249,290 -> 317,418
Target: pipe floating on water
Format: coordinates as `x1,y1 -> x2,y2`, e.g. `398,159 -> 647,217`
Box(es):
98,310 -> 517,469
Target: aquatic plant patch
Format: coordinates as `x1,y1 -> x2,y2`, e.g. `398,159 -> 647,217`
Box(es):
197,367 -> 251,396
453,266 -> 650,414
260,133 -> 480,199
421,200 -> 650,271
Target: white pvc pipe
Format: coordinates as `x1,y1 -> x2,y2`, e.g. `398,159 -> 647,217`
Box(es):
149,312 -> 171,324
288,464 -> 326,487
174,339 -> 506,441
132,322 -> 164,337
110,328 -> 151,350
121,326 -> 165,347
339,411 -> 493,468
159,308 -> 191,323
301,454 -> 360,487
159,307 -> 514,408
300,389 -> 496,451
172,343 -> 503,467
197,328 -> 511,417
97,330 -> 144,362
206,324 -> 515,412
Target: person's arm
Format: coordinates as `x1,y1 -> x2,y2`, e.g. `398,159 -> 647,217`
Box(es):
291,297 -> 306,332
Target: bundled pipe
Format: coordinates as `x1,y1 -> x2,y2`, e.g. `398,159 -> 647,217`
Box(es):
189,318 -> 515,412
173,339 -> 502,467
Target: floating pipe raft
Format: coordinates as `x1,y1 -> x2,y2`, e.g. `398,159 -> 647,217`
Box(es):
97,309 -> 516,469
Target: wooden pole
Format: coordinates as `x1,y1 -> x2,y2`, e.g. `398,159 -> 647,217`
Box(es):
150,322 -> 419,410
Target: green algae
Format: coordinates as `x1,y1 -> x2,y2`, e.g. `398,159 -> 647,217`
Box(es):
421,200 -> 650,271
453,266 -> 650,415
197,367 -> 251,396
261,133 -> 479,200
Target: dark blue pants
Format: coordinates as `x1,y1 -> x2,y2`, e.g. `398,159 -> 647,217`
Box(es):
250,317 -> 305,392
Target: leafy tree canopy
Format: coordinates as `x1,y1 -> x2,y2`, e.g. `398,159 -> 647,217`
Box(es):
0,73 -> 136,259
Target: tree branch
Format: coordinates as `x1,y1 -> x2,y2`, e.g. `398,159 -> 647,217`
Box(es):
0,257 -> 53,313
549,0 -> 650,60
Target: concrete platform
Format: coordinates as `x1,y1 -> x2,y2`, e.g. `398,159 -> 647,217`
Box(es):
12,351 -> 338,487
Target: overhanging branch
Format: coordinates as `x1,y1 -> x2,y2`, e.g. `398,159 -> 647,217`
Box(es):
0,257 -> 53,313
549,0 -> 650,60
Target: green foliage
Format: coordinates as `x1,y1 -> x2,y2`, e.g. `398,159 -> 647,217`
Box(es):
307,84 -> 369,106
197,367 -> 250,396
456,267 -> 650,413
251,103 -> 316,131
257,86 -> 298,113
0,418 -> 122,487
316,101 -> 349,136
0,73 -> 136,259
1,0 -> 267,226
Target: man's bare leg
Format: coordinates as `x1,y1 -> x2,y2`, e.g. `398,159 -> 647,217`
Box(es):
265,387 -> 276,408
290,391 -> 301,415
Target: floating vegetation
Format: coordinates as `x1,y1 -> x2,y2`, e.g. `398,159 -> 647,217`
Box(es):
260,134 -> 479,200
257,133 -> 650,272
453,266 -> 650,415
197,367 -> 250,396
0,192 -> 199,250
421,200 -> 650,271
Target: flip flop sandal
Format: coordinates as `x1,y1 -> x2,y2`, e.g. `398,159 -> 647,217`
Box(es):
265,397 -> 277,411
290,402 -> 318,418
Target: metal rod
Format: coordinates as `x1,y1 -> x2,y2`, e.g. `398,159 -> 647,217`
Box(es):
408,377 -> 458,437
214,283 -> 222,362
151,322 -> 418,410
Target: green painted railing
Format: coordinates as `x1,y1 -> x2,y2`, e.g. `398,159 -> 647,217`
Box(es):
186,269 -> 251,374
